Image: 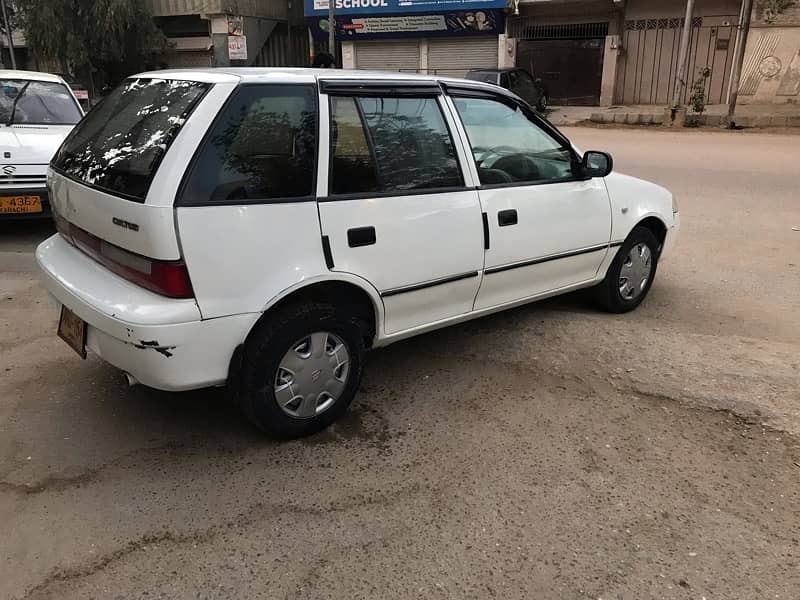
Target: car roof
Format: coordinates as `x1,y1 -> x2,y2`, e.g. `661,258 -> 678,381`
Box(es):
133,67 -> 491,88
0,69 -> 67,84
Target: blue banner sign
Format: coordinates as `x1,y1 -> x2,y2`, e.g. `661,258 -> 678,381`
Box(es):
307,9 -> 503,40
304,0 -> 508,16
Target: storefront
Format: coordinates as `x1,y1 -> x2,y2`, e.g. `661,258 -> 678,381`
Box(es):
305,0 -> 506,77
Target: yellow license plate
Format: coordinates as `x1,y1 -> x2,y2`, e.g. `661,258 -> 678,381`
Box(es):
58,306 -> 87,359
0,195 -> 42,214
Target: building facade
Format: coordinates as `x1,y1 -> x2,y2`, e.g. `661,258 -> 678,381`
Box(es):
147,0 -> 309,68
315,0 -> 799,107
507,0 -> 745,106
737,2 -> 800,103
304,0 -> 508,77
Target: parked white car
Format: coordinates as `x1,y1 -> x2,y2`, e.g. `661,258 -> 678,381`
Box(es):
36,69 -> 679,438
0,70 -> 84,218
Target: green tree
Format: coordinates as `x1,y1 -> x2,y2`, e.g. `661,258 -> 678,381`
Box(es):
16,0 -> 166,96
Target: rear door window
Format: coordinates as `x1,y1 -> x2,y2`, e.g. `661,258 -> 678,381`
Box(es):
179,84 -> 317,205
52,78 -> 209,202
329,95 -> 462,196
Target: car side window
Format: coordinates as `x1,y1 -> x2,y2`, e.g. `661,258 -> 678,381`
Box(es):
452,97 -> 574,186
516,72 -> 536,97
180,84 -> 317,205
518,71 -> 534,87
329,95 -> 463,196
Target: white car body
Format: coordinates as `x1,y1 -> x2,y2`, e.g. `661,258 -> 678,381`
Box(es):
36,69 -> 678,395
0,70 -> 84,217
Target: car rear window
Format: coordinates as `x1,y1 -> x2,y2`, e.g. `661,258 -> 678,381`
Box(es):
52,78 -> 209,202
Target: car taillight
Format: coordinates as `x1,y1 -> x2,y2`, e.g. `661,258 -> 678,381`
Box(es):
56,218 -> 194,299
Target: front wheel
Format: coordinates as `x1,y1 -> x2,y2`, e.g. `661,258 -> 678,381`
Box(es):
238,302 -> 365,438
536,95 -> 548,112
594,226 -> 660,313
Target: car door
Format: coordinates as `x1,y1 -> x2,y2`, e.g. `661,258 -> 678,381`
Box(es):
317,81 -> 485,335
446,89 -> 612,311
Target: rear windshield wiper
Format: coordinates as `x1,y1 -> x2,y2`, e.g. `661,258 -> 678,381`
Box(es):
7,81 -> 30,126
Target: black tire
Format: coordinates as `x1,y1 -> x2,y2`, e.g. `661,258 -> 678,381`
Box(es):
536,96 -> 548,112
238,302 -> 365,439
594,226 -> 660,313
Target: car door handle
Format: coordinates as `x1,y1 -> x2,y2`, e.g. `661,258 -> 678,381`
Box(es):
347,226 -> 376,248
498,209 -> 518,227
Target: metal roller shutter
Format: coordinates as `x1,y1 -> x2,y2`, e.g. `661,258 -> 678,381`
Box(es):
355,40 -> 421,73
428,37 -> 498,78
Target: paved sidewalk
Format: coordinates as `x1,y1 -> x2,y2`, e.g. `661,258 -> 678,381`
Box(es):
547,103 -> 800,127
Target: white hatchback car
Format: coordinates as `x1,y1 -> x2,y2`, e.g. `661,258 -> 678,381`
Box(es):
0,70 -> 84,218
37,69 -> 678,438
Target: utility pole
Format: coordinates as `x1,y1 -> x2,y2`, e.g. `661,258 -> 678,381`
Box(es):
726,0 -> 754,128
328,0 -> 335,60
288,0 -> 293,65
671,0 -> 695,108
0,0 -> 16,69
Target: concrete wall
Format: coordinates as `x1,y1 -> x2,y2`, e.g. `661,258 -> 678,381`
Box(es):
209,14 -> 279,66
498,34 -> 516,69
600,34 -> 620,105
342,42 -> 356,69
738,3 -> 800,104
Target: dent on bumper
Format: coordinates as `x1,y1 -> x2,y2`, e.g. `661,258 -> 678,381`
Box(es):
84,314 -> 259,391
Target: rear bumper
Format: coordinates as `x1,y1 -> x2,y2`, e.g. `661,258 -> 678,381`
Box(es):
0,187 -> 51,219
36,234 -> 260,391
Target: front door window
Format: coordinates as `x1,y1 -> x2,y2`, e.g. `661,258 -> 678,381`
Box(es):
452,97 -> 574,186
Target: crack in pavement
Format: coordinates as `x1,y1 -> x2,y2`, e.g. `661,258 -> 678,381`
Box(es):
17,482 -> 424,600
0,467 -> 101,496
18,529 -> 216,600
0,438 -> 204,499
1,409 -> 395,500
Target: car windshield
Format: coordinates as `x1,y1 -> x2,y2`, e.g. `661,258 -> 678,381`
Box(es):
466,72 -> 499,85
0,79 -> 82,125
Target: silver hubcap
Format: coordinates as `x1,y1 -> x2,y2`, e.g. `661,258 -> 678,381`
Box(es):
274,332 -> 350,419
619,243 -> 653,301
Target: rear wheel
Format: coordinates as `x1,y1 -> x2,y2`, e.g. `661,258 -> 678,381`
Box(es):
594,226 -> 660,313
238,302 -> 364,438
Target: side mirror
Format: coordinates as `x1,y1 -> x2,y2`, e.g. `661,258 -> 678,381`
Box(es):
582,150 -> 613,178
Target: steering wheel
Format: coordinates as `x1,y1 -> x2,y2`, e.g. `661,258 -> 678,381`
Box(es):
473,145 -> 520,169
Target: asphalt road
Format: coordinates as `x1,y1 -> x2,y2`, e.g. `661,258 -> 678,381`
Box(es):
1,128 -> 799,600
